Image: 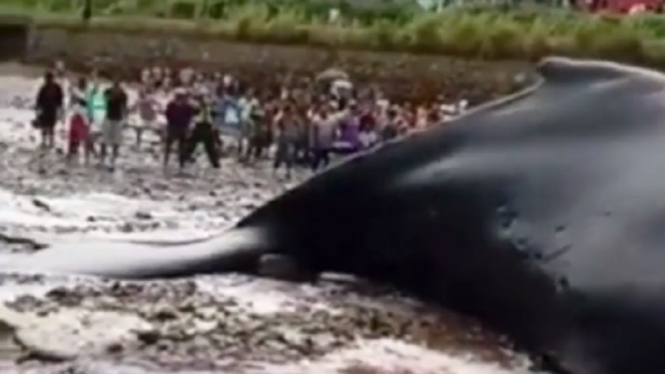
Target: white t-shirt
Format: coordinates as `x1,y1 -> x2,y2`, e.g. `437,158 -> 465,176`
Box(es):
330,79 -> 352,99
239,97 -> 258,122
359,131 -> 377,148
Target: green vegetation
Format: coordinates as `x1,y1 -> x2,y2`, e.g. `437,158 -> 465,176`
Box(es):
4,0 -> 665,66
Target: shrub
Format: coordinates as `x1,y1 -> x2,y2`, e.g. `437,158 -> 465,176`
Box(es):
9,0 -> 665,68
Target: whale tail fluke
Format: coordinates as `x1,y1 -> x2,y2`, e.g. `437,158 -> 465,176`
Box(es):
0,227 -> 270,279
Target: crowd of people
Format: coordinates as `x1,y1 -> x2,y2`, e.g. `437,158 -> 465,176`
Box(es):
32,63 -> 468,178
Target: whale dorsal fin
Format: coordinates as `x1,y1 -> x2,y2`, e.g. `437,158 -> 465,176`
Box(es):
537,56 -> 665,86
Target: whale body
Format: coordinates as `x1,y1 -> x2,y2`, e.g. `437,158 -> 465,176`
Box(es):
7,57 -> 665,374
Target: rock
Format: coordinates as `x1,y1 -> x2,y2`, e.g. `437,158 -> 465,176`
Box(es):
31,198 -> 50,211
135,329 -> 161,346
134,210 -> 153,220
45,287 -> 83,307
0,304 -> 153,362
0,313 -> 22,358
105,342 -> 123,354
150,306 -> 179,322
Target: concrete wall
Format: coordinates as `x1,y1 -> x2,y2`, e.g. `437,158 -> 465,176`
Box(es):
19,25 -> 530,102
0,16 -> 29,62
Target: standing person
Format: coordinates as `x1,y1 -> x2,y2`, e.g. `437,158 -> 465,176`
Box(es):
164,89 -> 195,170
67,76 -> 94,164
244,109 -> 259,163
182,91 -> 220,169
334,101 -> 361,154
254,105 -> 273,160
217,86 -> 242,156
133,88 -> 160,148
358,112 -> 378,149
273,104 -> 300,179
34,71 -> 64,149
238,89 -> 259,159
86,77 -> 106,154
381,107 -> 399,142
100,78 -> 128,170
310,104 -> 338,172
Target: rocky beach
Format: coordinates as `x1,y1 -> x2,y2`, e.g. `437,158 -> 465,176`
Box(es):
0,72 -> 543,374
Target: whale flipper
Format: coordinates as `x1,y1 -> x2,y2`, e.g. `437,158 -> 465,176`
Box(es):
1,228 -> 268,279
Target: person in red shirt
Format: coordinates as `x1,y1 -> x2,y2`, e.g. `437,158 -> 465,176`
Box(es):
67,76 -> 94,164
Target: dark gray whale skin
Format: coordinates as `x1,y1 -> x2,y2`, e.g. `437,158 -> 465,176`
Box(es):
235,57 -> 665,374
7,57 -> 665,374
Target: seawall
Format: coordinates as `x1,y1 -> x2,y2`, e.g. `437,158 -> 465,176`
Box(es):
0,19 -> 531,102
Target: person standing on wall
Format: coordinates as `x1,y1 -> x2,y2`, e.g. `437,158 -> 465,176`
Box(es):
100,77 -> 128,170
34,71 -> 64,149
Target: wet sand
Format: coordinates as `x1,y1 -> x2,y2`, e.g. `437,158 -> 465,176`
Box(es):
0,75 -> 539,374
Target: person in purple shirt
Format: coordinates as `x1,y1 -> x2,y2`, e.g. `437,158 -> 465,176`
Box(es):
164,89 -> 195,170
334,102 -> 361,154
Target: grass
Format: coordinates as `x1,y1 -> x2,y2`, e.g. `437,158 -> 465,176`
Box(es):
4,1 -> 665,67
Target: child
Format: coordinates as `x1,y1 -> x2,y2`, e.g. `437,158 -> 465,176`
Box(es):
67,81 -> 94,164
133,88 -> 160,148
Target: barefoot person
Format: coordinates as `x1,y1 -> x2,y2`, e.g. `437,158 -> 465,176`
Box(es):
86,77 -> 106,154
273,104 -> 300,179
133,88 -> 160,148
182,89 -> 220,169
100,78 -> 128,170
34,71 -> 64,149
67,76 -> 94,164
164,88 -> 194,170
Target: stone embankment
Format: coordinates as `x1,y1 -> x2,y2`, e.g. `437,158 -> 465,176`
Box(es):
0,17 -> 531,102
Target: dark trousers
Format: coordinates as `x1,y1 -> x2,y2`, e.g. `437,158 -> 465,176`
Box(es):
164,126 -> 187,168
243,135 -> 263,162
182,122 -> 220,168
273,138 -> 296,172
294,137 -> 310,165
310,148 -> 330,171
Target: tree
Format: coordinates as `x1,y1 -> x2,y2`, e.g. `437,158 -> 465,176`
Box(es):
82,0 -> 92,22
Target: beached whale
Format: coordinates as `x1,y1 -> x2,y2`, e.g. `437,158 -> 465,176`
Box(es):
6,57 -> 665,373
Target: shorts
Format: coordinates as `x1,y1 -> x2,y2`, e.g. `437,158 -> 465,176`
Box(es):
89,112 -> 104,136
37,111 -> 57,130
101,119 -> 124,146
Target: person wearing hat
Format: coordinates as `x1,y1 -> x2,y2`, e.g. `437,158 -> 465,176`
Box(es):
34,70 -> 64,149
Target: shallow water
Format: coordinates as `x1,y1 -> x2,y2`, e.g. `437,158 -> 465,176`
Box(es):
0,76 -> 539,373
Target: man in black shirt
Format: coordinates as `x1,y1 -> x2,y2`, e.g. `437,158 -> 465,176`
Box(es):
34,71 -> 63,149
101,78 -> 128,170
164,89 -> 195,170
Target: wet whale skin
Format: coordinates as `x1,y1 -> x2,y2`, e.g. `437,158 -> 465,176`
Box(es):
237,57 -> 665,374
